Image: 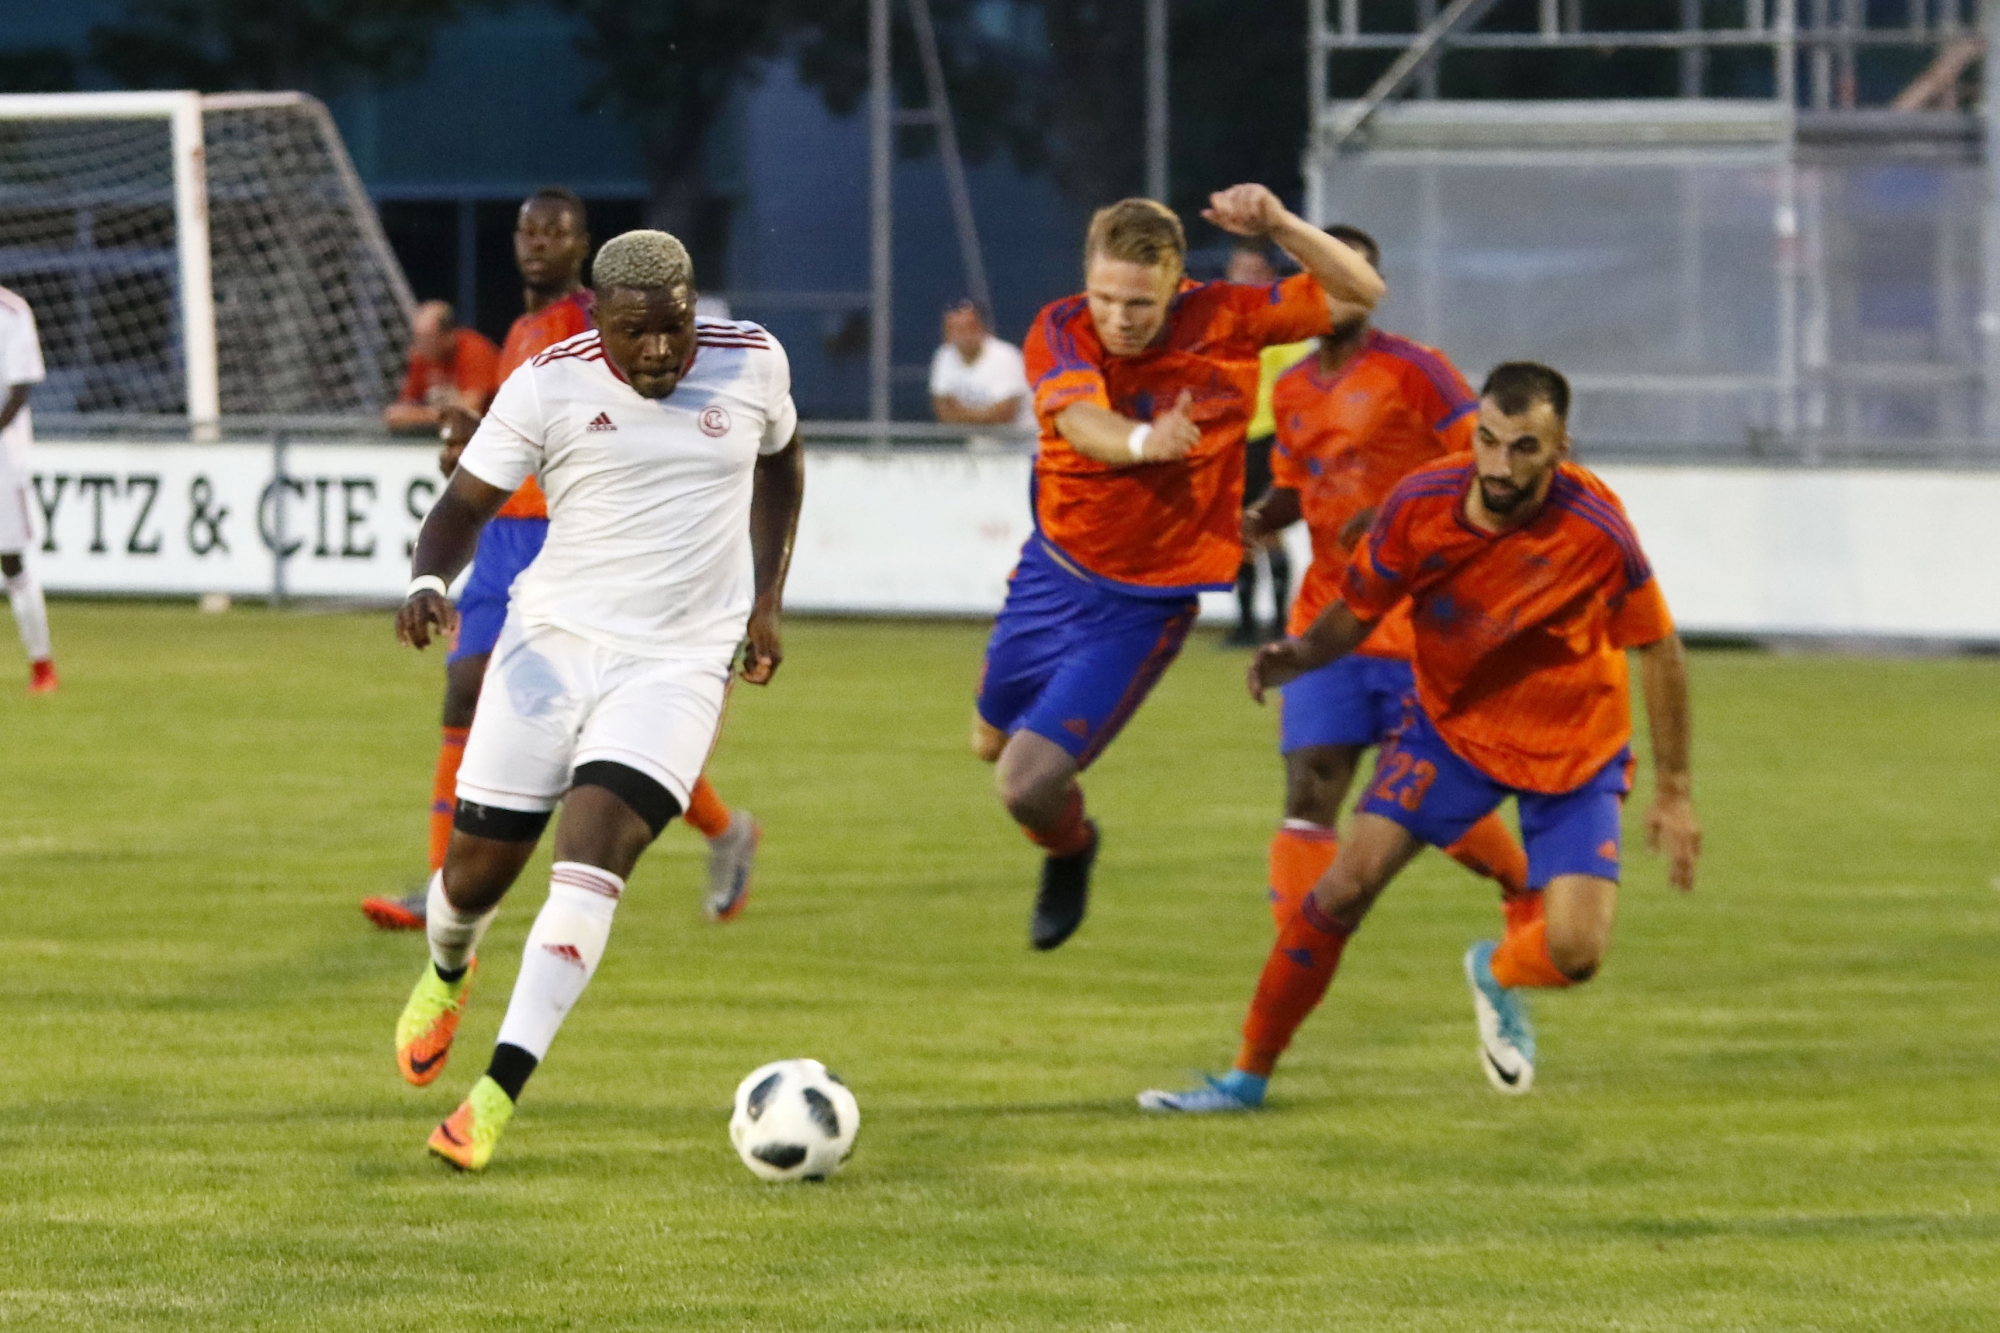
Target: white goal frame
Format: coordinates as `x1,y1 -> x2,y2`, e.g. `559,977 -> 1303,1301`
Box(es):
0,90 -> 413,432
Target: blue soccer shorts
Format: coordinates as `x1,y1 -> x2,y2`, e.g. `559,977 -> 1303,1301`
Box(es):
976,539 -> 1198,769
450,516 -> 549,663
1277,654 -> 1415,754
1358,697 -> 1633,888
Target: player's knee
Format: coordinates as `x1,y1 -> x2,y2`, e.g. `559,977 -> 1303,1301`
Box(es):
971,717 -> 1006,764
1545,927 -> 1603,982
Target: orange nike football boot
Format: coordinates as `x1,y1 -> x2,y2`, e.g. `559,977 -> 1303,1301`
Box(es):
395,957 -> 476,1086
428,1075 -> 514,1171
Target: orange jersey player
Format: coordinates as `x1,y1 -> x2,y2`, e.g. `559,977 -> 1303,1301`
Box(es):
1242,225 -> 1530,946
1141,362 -> 1701,1112
971,184 -> 1386,952
362,189 -> 760,935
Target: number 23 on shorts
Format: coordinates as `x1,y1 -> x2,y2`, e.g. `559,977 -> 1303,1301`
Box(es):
1371,748 -> 1437,812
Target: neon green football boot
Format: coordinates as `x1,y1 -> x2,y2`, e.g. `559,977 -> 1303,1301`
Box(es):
427,1075 -> 515,1171
395,958 -> 475,1087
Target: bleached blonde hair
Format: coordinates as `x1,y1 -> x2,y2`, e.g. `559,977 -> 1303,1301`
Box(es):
591,229 -> 694,293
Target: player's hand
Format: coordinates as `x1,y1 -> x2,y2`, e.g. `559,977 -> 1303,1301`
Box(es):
396,589 -> 458,651
1141,390 -> 1201,461
741,600 -> 783,685
1246,638 -> 1309,703
1240,505 -> 1269,545
437,407 -> 478,477
1645,787 -> 1701,892
1337,506 -> 1377,552
1202,183 -> 1287,238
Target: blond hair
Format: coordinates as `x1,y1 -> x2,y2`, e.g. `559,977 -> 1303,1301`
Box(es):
592,229 -> 693,293
1084,198 -> 1185,275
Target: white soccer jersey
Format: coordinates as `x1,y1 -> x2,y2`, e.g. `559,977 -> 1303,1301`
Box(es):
0,285 -> 47,471
457,319 -> 799,659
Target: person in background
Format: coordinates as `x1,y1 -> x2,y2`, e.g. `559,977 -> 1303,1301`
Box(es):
1224,242 -> 1313,647
384,301 -> 500,435
929,300 -> 1033,432
0,285 -> 55,693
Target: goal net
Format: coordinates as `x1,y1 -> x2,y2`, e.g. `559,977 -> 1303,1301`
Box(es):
0,91 -> 414,425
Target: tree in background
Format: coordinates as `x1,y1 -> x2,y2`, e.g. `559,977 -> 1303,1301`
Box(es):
553,0 -> 1041,286
89,0 -> 476,95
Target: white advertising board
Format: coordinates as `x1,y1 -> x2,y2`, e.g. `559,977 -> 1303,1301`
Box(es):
21,440 -> 2000,643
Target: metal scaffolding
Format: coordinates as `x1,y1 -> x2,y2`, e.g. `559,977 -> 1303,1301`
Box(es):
1305,0 -> 2000,462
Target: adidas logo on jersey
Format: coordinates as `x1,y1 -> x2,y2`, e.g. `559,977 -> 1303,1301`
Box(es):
586,412 -> 616,432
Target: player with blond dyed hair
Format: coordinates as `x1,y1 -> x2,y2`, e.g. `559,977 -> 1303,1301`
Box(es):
974,185 -> 1385,951
390,229 -> 804,1170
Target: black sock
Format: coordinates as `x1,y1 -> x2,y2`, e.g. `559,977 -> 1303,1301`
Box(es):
434,962 -> 468,985
485,1042 -> 539,1103
1266,548 -> 1292,629
1234,559 -> 1257,630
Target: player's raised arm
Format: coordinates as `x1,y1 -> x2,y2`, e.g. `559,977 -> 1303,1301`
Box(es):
396,468 -> 511,650
1202,183 -> 1385,322
742,431 -> 804,685
1635,631 -> 1701,892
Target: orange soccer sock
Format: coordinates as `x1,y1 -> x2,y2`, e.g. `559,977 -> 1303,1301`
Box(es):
684,775 -> 731,839
1444,811 -> 1529,897
1023,784 -> 1093,858
427,727 -> 470,871
1267,820 -> 1339,929
1500,886 -> 1545,941
1489,918 -> 1573,990
1235,894 -> 1353,1078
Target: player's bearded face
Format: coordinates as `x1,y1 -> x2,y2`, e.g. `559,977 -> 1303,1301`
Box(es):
598,286 -> 699,399
1084,255 -> 1179,357
1473,399 -> 1567,517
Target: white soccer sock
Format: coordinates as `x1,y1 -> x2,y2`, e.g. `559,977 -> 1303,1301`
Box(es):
5,569 -> 50,662
426,870 -> 497,974
492,862 -> 623,1062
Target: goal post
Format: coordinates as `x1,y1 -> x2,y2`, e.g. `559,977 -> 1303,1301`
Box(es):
0,90 -> 414,430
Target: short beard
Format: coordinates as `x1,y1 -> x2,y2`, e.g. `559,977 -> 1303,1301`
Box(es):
1327,314 -> 1369,345
1479,479 -> 1528,514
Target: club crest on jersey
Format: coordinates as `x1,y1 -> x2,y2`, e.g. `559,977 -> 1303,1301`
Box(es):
586,411 -> 616,432
699,405 -> 731,437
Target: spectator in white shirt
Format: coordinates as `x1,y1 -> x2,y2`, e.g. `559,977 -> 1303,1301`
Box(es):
928,301 -> 1032,431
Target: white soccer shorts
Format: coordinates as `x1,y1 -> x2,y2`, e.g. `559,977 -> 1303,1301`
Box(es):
0,461 -> 32,555
456,615 -> 732,816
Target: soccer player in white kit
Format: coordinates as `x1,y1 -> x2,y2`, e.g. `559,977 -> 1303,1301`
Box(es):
390,230 -> 805,1171
0,286 -> 56,693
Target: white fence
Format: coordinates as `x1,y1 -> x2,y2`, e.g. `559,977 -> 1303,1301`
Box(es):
20,439 -> 2000,644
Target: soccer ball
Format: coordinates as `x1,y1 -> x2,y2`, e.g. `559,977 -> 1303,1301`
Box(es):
728,1058 -> 860,1182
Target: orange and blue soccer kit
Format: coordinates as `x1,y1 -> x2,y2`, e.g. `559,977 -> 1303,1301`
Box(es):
1258,335 -> 1527,923
1270,332 -> 1474,757
976,275 -> 1333,765
1342,457 -> 1674,886
1235,458 -> 1672,1075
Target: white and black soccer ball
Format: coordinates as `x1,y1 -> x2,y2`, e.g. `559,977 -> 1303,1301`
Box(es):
729,1058 -> 859,1182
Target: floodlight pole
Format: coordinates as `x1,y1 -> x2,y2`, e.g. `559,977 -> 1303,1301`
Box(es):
169,93 -> 220,438
1146,0 -> 1168,203
869,0 -> 892,425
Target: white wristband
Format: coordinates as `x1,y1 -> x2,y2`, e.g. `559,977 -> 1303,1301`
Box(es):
1127,423 -> 1152,461
406,574 -> 448,601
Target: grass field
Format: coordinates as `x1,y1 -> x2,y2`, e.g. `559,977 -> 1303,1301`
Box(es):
1,603 -> 1997,1330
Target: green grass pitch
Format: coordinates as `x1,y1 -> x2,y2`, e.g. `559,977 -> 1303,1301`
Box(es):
2,604 -> 1997,1330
